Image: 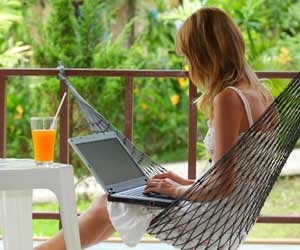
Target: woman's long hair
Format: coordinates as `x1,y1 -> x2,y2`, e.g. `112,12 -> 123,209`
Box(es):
176,7 -> 261,118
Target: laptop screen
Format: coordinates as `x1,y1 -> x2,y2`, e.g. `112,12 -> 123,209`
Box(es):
75,137 -> 145,186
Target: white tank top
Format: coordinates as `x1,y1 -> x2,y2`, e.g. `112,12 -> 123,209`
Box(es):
203,87 -> 254,160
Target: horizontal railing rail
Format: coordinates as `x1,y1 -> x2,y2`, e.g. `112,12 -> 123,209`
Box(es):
31,212 -> 300,224
1,68 -> 299,233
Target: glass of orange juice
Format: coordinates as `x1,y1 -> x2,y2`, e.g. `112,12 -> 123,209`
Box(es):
31,116 -> 57,166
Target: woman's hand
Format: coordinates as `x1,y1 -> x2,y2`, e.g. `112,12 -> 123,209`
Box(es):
144,171 -> 194,199
150,171 -> 194,186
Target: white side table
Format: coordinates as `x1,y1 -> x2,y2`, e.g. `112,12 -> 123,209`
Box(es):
0,158 -> 81,250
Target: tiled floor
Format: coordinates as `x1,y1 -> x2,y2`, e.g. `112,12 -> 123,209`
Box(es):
7,241 -> 294,250
86,242 -> 300,250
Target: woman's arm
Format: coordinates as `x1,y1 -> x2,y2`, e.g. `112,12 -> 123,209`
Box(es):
144,89 -> 244,200
213,88 -> 243,163
189,89 -> 243,201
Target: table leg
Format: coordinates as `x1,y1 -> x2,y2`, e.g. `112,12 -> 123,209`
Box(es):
54,169 -> 81,250
0,190 -> 33,250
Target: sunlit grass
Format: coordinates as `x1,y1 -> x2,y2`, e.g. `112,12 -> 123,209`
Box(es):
248,175 -> 300,239
32,197 -> 93,238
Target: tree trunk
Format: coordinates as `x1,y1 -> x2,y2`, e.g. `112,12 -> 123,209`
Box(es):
126,0 -> 136,48
112,0 -> 136,48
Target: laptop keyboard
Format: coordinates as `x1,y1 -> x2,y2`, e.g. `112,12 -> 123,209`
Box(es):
119,186 -> 169,199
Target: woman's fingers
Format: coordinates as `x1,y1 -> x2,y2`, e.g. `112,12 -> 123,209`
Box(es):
152,172 -> 170,179
144,178 -> 181,198
145,179 -> 162,192
144,186 -> 159,194
152,171 -> 192,185
146,178 -> 166,189
152,171 -> 181,182
145,179 -> 158,188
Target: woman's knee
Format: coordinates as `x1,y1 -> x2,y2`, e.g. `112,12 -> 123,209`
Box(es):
92,194 -> 108,210
90,195 -> 111,220
93,195 -> 116,231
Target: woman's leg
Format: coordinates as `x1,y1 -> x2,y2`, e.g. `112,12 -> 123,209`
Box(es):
35,194 -> 115,250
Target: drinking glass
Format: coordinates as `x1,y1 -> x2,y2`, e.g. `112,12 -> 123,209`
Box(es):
31,117 -> 57,166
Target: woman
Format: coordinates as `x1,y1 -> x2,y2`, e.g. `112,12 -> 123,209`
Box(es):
35,6 -> 273,250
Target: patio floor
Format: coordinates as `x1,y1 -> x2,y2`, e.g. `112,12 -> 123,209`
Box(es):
85,242 -> 300,250
1,241 -> 293,250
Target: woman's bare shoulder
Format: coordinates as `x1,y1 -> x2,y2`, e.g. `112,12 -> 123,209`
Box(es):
214,87 -> 244,108
213,88 -> 244,118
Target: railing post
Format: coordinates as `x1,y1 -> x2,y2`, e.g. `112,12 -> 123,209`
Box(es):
0,75 -> 7,158
59,80 -> 69,164
124,76 -> 134,140
58,79 -> 70,230
188,80 -> 197,179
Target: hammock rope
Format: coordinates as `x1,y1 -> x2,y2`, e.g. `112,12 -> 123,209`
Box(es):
57,63 -> 300,250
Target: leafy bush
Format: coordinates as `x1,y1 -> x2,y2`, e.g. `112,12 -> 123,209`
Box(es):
3,0 -> 300,179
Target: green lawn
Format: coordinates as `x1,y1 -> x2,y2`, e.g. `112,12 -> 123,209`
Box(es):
31,198 -> 91,238
3,175 -> 299,240
248,175 -> 300,239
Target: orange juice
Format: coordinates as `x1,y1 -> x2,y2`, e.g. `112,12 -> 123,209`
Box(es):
32,129 -> 56,162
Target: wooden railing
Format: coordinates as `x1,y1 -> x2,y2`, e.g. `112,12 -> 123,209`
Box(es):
0,68 -> 299,234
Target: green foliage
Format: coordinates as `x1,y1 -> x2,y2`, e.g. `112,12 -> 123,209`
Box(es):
0,0 -> 31,66
75,1 -> 104,67
3,0 -> 300,179
31,0 -> 78,67
6,78 -> 33,158
133,77 -> 189,159
0,0 -> 22,33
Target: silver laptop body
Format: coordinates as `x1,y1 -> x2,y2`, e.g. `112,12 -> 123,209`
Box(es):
68,132 -> 174,207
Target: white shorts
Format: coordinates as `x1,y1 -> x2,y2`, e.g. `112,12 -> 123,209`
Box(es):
107,201 -> 162,247
108,199 -> 248,249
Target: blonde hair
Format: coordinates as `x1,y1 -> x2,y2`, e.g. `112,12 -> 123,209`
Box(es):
176,7 -> 260,118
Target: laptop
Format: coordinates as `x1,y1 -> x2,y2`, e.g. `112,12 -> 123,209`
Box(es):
68,132 -> 175,207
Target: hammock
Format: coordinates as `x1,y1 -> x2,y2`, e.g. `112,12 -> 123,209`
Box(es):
57,63 -> 300,250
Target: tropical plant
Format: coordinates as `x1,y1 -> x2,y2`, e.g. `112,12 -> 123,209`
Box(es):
0,0 -> 31,66
3,0 -> 300,180
1,1 -> 33,159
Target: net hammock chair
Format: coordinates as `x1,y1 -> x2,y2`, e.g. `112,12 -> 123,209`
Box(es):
57,64 -> 300,250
